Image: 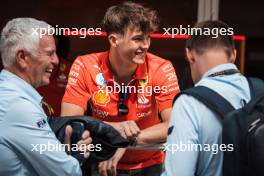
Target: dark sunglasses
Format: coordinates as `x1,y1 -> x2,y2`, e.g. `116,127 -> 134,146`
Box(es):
118,91 -> 130,116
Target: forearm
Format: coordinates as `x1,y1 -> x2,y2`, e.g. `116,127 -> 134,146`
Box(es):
137,121 -> 169,145
136,108 -> 172,145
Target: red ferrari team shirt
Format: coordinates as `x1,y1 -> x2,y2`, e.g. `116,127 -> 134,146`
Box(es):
62,51 -> 180,170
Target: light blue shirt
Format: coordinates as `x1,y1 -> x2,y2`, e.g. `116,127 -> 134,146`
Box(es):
162,63 -> 251,176
0,70 -> 82,176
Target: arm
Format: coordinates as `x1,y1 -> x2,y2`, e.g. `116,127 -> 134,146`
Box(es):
163,95 -> 200,176
7,100 -> 82,176
61,102 -> 85,116
136,108 -> 172,145
135,61 -> 180,145
61,56 -> 91,117
61,102 -> 140,139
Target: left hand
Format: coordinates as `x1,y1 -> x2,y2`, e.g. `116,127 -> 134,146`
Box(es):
98,148 -> 126,176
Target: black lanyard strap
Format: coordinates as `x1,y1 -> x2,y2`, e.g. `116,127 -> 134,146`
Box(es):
208,69 -> 240,77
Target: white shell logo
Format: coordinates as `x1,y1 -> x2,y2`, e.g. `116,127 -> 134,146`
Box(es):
138,96 -> 149,104
95,73 -> 106,86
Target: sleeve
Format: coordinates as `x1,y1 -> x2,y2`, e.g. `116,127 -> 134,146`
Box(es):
62,56 -> 91,110
162,95 -> 200,176
153,61 -> 180,112
5,99 -> 82,176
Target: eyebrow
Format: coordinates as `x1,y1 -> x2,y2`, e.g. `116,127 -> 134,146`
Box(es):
44,47 -> 56,52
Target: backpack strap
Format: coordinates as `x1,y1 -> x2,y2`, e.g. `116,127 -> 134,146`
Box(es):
247,77 -> 264,98
173,86 -> 235,118
245,77 -> 264,112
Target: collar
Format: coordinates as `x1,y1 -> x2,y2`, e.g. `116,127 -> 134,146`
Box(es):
100,51 -> 148,82
0,69 -> 43,104
202,63 -> 238,79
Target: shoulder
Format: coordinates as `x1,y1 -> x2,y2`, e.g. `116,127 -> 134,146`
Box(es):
69,52 -> 108,83
6,97 -> 44,120
2,97 -> 49,138
146,53 -> 177,87
171,94 -> 208,127
74,51 -> 108,67
146,52 -> 172,69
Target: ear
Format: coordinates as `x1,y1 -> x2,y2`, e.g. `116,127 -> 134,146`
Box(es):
185,48 -> 195,64
15,49 -> 28,69
108,33 -> 120,48
229,49 -> 237,63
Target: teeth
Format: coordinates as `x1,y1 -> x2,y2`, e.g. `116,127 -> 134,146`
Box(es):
136,51 -> 144,55
46,68 -> 53,73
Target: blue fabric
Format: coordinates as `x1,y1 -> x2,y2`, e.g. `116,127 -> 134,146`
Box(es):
0,69 -> 81,176
162,63 -> 251,176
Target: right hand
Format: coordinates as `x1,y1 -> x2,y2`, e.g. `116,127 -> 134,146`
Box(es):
64,125 -> 92,159
109,121 -> 140,140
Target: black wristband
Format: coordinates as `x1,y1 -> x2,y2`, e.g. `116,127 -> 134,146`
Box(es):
129,137 -> 138,146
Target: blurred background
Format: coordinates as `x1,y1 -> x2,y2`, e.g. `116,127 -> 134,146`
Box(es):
0,0 -> 263,90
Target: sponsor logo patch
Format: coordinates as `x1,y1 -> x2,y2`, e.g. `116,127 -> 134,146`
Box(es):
93,109 -> 109,118
138,95 -> 149,104
137,110 -> 152,118
36,118 -> 47,128
95,73 -> 107,86
93,90 -> 110,106
138,77 -> 148,87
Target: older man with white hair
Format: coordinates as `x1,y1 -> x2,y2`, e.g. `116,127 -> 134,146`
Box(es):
0,18 -> 91,175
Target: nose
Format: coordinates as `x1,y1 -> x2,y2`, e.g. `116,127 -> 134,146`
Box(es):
141,37 -> 150,50
51,53 -> 59,66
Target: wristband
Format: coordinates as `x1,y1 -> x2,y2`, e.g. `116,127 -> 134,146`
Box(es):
129,137 -> 138,147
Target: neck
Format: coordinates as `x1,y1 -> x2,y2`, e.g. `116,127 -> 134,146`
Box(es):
193,50 -> 231,83
5,66 -> 35,88
109,48 -> 137,83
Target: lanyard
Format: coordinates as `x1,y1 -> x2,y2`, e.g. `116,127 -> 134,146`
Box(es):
208,69 -> 240,77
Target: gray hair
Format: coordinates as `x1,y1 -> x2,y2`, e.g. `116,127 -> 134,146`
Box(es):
0,18 -> 54,67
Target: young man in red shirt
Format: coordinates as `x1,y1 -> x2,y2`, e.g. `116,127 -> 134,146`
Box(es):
61,2 -> 180,175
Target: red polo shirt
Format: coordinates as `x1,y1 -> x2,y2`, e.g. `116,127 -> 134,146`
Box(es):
62,51 -> 180,170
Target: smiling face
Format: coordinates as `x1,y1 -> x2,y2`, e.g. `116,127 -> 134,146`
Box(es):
115,27 -> 151,65
24,35 -> 58,88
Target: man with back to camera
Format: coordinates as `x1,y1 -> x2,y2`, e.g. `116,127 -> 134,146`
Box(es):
0,18 -> 92,175
162,20 -> 251,176
61,1 -> 180,176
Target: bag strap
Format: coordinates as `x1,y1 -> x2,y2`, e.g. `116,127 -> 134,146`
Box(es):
245,77 -> 264,112
174,86 -> 235,118
247,77 -> 264,98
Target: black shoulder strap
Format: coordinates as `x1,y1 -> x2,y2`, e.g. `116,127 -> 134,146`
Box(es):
247,77 -> 264,98
174,86 -> 235,118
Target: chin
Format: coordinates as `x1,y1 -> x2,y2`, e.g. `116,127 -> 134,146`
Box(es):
133,57 -> 145,64
41,79 -> 50,87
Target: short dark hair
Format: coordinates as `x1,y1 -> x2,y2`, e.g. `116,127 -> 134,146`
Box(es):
186,20 -> 235,57
102,1 -> 159,35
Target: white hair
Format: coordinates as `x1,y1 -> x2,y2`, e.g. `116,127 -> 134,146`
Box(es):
0,18 -> 54,68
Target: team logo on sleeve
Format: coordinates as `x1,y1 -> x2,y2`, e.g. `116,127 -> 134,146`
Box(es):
95,73 -> 107,86
93,90 -> 110,106
36,118 -> 47,128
